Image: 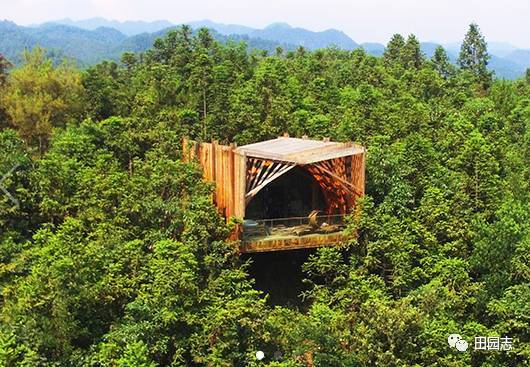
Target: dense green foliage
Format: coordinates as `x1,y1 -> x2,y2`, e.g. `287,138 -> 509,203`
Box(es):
1,23 -> 529,366
0,48 -> 85,153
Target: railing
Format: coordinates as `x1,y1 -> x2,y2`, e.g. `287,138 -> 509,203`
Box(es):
242,213 -> 347,240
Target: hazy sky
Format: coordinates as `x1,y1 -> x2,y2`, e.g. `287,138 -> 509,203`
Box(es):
4,0 -> 530,48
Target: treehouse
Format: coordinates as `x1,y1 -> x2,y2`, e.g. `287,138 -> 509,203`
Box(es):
182,135 -> 366,253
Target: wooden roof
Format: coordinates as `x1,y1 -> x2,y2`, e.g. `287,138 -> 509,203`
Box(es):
234,137 -> 364,164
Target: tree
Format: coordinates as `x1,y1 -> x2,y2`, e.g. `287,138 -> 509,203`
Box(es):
0,53 -> 12,127
383,34 -> 406,66
432,46 -> 454,78
454,130 -> 500,213
402,34 -> 425,69
1,48 -> 85,152
190,28 -> 216,140
458,23 -> 492,87
120,52 -> 137,71
82,61 -> 127,120
0,53 -> 11,85
117,342 -> 157,367
0,129 -> 33,236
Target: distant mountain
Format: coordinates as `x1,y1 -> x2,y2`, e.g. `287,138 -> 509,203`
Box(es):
443,42 -> 462,57
0,21 -> 299,66
419,42 -> 445,58
248,23 -> 358,50
489,55 -> 527,80
360,42 -> 385,56
0,20 -> 127,65
46,18 -> 359,51
440,41 -> 529,79
185,21 -> 359,50
186,20 -> 255,36
488,42 -> 519,57
43,17 -> 174,36
42,18 -> 359,50
121,26 -> 298,55
1,19 -> 529,79
505,49 -> 530,66
444,41 -> 520,59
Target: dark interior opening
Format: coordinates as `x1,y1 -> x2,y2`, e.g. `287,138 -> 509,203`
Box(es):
245,166 -> 326,220
243,248 -> 315,307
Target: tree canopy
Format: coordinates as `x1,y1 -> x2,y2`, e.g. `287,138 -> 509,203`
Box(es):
0,24 -> 529,366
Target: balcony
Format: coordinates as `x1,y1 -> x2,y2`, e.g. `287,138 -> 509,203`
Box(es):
241,213 -> 350,253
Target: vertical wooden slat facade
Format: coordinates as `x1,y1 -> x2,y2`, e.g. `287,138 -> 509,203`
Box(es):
182,138 -> 246,220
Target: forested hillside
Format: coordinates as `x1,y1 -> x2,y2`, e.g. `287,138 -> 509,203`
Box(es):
0,24 -> 529,366
0,20 -> 295,67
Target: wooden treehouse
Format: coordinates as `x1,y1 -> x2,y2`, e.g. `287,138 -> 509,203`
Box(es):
182,135 -> 366,253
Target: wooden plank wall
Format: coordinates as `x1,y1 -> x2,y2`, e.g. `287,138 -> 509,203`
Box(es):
351,149 -> 366,197
351,150 -> 366,200
182,138 -> 246,221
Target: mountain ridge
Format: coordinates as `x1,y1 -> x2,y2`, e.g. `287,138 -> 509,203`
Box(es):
1,18 -> 528,79
39,17 -> 174,36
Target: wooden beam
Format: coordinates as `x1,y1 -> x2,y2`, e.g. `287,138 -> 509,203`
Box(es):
297,147 -> 365,164
245,164 -> 295,203
284,142 -> 348,161
235,148 -> 293,162
247,159 -> 264,191
252,161 -> 286,190
252,161 -> 272,191
311,163 -> 363,197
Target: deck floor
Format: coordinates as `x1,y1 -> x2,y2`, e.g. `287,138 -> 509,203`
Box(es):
240,231 -> 347,253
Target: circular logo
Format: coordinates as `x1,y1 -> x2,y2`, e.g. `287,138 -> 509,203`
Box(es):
448,334 -> 468,352
448,334 -> 461,348
455,339 -> 469,352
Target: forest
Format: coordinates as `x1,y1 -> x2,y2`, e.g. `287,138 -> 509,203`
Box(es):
0,23 -> 529,366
